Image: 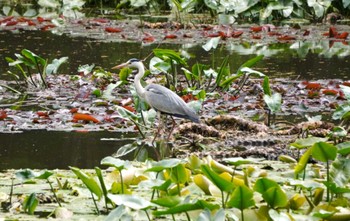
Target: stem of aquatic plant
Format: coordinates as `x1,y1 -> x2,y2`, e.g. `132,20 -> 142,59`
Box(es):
224,166 -> 237,205
130,119 -> 145,139
221,191 -> 226,209
35,57 -> 47,88
47,179 -> 62,207
144,210 -> 151,221
185,211 -> 191,221
177,183 -> 181,196
171,214 -> 176,221
90,191 -> 100,215
9,177 -> 14,204
119,169 -> 124,194
26,66 -> 38,88
326,160 -> 330,202
241,209 -> 245,221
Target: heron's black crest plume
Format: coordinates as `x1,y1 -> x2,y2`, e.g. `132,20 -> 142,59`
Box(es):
128,58 -> 140,63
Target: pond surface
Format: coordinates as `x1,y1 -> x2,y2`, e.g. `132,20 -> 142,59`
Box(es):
1,29 -> 350,81
1,22 -> 350,170
0,130 -> 136,170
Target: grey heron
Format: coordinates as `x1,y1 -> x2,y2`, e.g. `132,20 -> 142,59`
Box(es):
112,58 -> 199,144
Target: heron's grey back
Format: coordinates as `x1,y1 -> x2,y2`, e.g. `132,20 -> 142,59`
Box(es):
144,84 -> 199,123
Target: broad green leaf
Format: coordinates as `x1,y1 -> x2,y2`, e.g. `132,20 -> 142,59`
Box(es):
153,49 -> 187,66
100,156 -> 127,170
153,61 -> 171,73
201,164 -> 235,193
170,164 -> 188,184
330,158 -> 350,188
15,169 -> 37,181
291,137 -> 328,149
108,194 -> 154,210
23,193 -> 39,215
202,37 -> 220,51
241,67 -> 265,77
329,126 -> 348,138
105,205 -> 131,221
289,194 -> 306,210
332,104 -> 350,120
339,85 -> 350,101
337,142 -> 350,156
114,143 -> 139,158
262,186 -> 288,208
263,76 -> 271,96
151,196 -> 182,207
102,83 -> 120,100
294,148 -> 312,175
95,167 -> 110,205
263,93 -> 282,114
237,55 -> 264,76
312,142 -> 337,162
46,57 -> 68,75
198,208 -> 225,221
227,185 -> 255,210
35,170 -> 53,180
115,105 -> 139,121
153,199 -> 219,216
70,166 -> 103,199
268,209 -> 291,221
146,158 -> 182,172
253,178 -> 279,194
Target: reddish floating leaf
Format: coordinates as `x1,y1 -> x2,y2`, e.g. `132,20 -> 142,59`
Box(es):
0,16 -> 14,24
322,89 -> 338,96
122,105 -> 135,112
305,82 -> 322,90
303,30 -> 310,36
41,24 -> 56,31
27,20 -> 36,26
37,111 -> 49,117
329,26 -> 337,38
252,34 -> 261,39
268,31 -> 281,36
342,81 -> 350,87
336,32 -> 348,39
183,33 -> 193,38
0,111 -> 7,120
250,26 -> 262,32
277,35 -> 296,41
73,113 -> 99,123
232,31 -> 243,38
92,18 -> 109,23
70,108 -> 79,113
164,34 -> 177,39
5,21 -> 18,26
308,90 -> 320,98
142,33 -> 155,43
105,27 -> 122,33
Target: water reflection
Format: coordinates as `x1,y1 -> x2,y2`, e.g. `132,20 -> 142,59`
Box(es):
1,30 -> 349,81
0,130 -> 136,170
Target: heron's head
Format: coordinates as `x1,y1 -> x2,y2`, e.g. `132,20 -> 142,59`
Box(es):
112,58 -> 143,70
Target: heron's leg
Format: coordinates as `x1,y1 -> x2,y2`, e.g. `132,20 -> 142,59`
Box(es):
166,116 -> 176,141
152,112 -> 163,146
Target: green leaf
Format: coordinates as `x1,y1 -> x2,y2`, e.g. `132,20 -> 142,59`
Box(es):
15,169 -> 37,181
202,37 -> 220,51
153,199 -> 219,216
23,193 -> 39,215
35,170 -> 53,180
114,143 -> 139,158
262,76 -> 271,96
262,186 -> 288,208
312,142 -> 337,162
108,194 -> 154,210
223,157 -> 254,167
146,158 -> 182,173
69,166 -> 103,200
337,142 -> 350,156
216,56 -> 230,86
227,185 -> 255,210
119,67 -> 132,82
153,49 -> 187,66
332,103 -> 350,120
291,137 -> 329,149
201,164 -> 235,193
46,57 -> 68,75
263,93 -> 282,114
152,196 -> 182,207
170,164 -> 188,184
100,156 -> 127,170
339,85 -> 350,101
237,55 -> 264,75
115,105 -> 139,121
241,67 -> 265,77
95,167 -> 110,205
105,205 -> 131,221
294,148 -> 312,175
330,158 -> 350,188
253,177 -> 279,194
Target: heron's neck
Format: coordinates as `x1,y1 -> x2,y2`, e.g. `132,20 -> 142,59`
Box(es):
134,63 -> 146,100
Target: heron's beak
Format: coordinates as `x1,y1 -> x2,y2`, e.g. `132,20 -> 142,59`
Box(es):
111,62 -> 128,70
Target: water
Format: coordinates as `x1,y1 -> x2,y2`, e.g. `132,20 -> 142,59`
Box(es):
1,23 -> 350,169
0,130 -> 136,170
1,30 -> 349,81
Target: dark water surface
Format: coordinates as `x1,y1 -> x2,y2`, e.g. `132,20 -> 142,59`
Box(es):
0,130 -> 135,170
1,30 -> 350,81
1,29 -> 350,169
